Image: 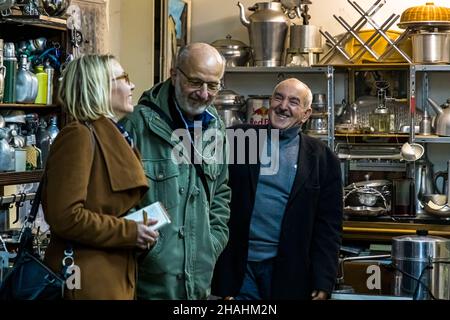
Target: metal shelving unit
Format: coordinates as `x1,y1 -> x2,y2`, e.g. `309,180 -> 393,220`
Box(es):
224,65 -> 336,149
410,64 -> 450,144
414,135 -> 450,144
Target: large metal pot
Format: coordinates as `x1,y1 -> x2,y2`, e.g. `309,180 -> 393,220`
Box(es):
211,35 -> 252,67
392,230 -> 450,300
238,1 -> 289,66
411,31 -> 450,64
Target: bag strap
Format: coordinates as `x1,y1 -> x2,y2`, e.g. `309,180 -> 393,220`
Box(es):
140,99 -> 212,206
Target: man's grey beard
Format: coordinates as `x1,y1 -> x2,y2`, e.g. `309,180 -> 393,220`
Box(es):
174,82 -> 208,117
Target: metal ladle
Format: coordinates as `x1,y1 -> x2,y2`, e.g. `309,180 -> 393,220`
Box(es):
400,142 -> 424,162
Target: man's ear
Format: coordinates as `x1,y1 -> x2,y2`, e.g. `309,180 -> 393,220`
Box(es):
302,108 -> 312,124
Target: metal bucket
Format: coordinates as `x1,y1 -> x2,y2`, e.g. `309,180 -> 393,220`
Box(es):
392,231 -> 450,300
411,31 -> 450,64
289,25 -> 323,53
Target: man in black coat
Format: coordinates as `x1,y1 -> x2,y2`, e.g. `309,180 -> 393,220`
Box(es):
212,78 -> 343,300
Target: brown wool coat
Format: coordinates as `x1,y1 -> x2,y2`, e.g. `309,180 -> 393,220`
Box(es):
42,116 -> 149,300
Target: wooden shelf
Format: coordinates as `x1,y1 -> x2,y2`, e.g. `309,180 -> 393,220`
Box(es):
0,170 -> 43,186
343,220 -> 450,241
331,63 -> 410,70
0,15 -> 67,31
0,103 -> 58,110
335,133 -> 409,138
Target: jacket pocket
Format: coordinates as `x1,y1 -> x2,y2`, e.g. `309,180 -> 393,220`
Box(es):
143,159 -> 180,209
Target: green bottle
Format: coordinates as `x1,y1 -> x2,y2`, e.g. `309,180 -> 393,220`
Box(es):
3,42 -> 17,103
34,65 -> 47,104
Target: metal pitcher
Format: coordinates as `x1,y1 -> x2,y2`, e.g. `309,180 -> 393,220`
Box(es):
238,1 -> 289,66
415,159 -> 435,214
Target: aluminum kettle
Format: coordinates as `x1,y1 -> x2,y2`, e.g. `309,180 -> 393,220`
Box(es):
427,97 -> 450,136
238,1 -> 289,66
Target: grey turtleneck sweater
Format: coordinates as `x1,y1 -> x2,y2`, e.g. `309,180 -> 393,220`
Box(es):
247,126 -> 301,262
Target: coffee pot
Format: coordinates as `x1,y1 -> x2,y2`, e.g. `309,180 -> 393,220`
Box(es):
238,1 -> 289,66
415,158 -> 435,214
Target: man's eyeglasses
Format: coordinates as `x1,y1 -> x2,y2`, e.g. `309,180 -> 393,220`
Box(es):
113,72 -> 131,85
177,67 -> 222,92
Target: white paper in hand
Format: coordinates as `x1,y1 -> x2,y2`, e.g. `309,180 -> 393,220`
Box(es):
124,202 -> 171,231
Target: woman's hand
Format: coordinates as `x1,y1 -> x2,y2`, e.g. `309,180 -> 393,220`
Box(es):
136,219 -> 159,250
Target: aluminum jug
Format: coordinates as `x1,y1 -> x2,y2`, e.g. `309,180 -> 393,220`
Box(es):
15,55 -> 38,103
238,1 -> 289,66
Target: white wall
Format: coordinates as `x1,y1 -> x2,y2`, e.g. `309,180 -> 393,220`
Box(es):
191,0 -> 450,44
107,0 -> 154,104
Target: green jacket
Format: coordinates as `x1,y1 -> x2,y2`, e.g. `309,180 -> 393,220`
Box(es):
120,80 -> 231,299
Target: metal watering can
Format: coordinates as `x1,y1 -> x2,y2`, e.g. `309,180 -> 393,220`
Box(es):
427,97 -> 450,136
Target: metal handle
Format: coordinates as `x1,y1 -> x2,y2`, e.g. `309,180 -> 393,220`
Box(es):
344,186 -> 388,210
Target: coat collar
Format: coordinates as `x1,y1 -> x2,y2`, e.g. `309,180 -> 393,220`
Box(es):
91,117 -> 148,192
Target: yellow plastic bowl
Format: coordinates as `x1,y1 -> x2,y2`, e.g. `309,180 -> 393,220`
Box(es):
344,29 -> 412,63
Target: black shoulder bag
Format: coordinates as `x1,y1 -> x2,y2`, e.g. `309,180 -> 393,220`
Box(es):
0,177 -> 71,300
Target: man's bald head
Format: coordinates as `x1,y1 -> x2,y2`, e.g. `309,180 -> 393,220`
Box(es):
176,43 -> 225,78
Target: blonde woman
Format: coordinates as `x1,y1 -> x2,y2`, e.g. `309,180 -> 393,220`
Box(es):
42,55 -> 158,299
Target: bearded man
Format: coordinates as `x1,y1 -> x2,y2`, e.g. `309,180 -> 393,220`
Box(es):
121,43 -> 231,300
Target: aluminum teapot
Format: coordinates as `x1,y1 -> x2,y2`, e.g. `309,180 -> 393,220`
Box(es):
237,1 -> 289,66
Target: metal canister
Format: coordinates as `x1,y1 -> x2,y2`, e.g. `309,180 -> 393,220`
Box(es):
0,39 -> 5,102
392,230 -> 450,300
246,95 -> 270,125
44,61 -> 54,105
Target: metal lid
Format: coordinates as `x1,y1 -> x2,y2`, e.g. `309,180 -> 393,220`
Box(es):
399,2 -> 450,28
374,106 -> 389,114
392,230 -> 450,262
3,42 -> 16,59
214,89 -> 245,108
211,35 -> 249,49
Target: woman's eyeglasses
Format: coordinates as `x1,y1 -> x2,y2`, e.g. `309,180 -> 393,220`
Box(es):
177,67 -> 222,93
113,72 -> 131,85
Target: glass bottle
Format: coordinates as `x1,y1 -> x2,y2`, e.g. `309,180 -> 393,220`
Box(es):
369,82 -> 395,133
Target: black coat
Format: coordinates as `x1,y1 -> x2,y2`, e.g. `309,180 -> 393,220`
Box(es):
212,124 -> 343,300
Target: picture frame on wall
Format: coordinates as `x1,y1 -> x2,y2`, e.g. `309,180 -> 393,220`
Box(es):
160,0 -> 192,81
